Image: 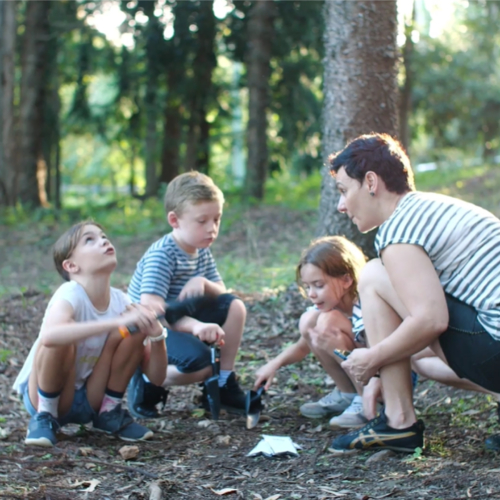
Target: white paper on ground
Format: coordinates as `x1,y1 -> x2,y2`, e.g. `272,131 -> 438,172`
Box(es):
247,435 -> 301,457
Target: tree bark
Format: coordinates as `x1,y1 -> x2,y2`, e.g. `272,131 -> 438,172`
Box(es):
184,0 -> 216,174
399,1 -> 415,152
143,2 -> 163,198
318,0 -> 399,258
0,0 -> 17,206
244,0 -> 276,200
17,0 -> 51,207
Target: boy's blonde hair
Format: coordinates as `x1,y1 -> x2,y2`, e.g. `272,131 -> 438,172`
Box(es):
53,220 -> 104,281
164,171 -> 224,215
296,236 -> 367,301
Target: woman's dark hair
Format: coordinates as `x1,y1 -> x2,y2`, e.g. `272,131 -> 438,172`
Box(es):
329,133 -> 415,194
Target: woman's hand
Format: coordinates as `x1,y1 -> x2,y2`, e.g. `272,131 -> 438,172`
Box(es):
341,347 -> 379,385
254,361 -> 279,391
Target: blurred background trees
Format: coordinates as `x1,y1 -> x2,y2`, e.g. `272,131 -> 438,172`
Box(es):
0,0 -> 498,217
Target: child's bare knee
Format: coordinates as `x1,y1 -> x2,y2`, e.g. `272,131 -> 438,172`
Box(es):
299,310 -> 319,337
228,298 -> 246,321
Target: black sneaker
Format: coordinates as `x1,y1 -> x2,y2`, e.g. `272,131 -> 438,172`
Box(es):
127,369 -> 168,419
484,402 -> 500,452
329,411 -> 425,454
202,372 -> 246,414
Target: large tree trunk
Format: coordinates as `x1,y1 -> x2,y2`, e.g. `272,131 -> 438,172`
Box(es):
0,0 -> 17,206
17,1 -> 51,207
318,0 -> 399,258
244,0 -> 276,200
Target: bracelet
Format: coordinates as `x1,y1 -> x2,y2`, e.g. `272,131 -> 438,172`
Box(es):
148,327 -> 168,343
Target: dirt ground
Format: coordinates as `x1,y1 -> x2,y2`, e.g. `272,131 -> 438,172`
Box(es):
0,206 -> 499,500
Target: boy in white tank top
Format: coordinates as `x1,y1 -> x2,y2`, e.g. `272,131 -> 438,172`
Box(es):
13,221 -> 167,447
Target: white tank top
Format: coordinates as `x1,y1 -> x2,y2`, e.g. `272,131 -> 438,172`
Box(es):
13,281 -> 130,394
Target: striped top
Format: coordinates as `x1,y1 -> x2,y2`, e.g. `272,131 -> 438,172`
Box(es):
127,233 -> 222,302
375,191 -> 500,340
351,300 -> 364,343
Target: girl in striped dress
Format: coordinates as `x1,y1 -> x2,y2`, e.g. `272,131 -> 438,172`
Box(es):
328,133 -> 500,454
253,236 -> 370,430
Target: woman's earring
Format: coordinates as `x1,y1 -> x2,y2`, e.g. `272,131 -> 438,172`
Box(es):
369,191 -> 375,197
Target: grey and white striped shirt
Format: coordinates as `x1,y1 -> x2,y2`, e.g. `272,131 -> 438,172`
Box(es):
375,191 -> 500,340
128,233 -> 221,302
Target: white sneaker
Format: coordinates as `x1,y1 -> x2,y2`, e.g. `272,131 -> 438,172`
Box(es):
300,388 -> 355,418
329,395 -> 367,429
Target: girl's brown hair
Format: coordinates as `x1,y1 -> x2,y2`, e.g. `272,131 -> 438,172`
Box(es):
296,236 -> 367,301
53,220 -> 104,281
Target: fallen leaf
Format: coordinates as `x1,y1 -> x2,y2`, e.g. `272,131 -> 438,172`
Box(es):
69,479 -> 100,492
264,495 -> 281,500
211,488 -> 239,495
79,447 -> 93,456
119,445 -> 140,460
215,435 -> 231,446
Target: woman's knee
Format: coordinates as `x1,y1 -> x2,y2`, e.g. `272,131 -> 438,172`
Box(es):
358,258 -> 385,292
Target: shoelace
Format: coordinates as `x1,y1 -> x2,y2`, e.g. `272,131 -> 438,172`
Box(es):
35,412 -> 60,430
319,390 -> 342,406
344,396 -> 364,414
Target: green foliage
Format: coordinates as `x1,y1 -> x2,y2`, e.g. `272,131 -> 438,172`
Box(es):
0,350 -> 12,363
411,1 -> 500,160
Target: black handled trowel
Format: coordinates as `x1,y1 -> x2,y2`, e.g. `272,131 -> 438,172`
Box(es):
204,345 -> 221,420
245,385 -> 266,429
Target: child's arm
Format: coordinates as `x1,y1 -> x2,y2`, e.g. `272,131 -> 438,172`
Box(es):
178,277 -> 226,300
40,300 -> 160,347
141,292 -> 225,344
254,337 -> 311,390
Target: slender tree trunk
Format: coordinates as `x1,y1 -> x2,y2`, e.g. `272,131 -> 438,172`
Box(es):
17,0 -> 51,207
0,0 -> 17,206
399,1 -> 415,152
318,0 -> 399,258
244,0 -> 276,200
143,3 -> 163,198
160,84 -> 181,183
184,0 -> 216,174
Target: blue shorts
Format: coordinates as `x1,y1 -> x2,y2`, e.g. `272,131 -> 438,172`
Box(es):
23,384 -> 96,426
439,294 -> 500,393
166,293 -> 238,373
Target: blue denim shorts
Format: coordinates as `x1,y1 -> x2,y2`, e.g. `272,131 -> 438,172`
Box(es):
166,293 -> 238,373
23,384 -> 96,426
439,294 -> 500,393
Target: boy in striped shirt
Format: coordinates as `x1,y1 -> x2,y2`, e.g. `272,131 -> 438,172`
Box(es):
127,172 -> 247,418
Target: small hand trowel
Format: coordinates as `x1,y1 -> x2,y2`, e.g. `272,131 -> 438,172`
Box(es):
204,345 -> 221,420
245,385 -> 266,430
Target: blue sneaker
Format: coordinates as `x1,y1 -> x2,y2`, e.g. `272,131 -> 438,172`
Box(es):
25,412 -> 60,447
93,405 -> 154,441
127,369 -> 168,419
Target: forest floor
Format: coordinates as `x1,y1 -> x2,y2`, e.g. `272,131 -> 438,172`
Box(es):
0,205 -> 499,500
